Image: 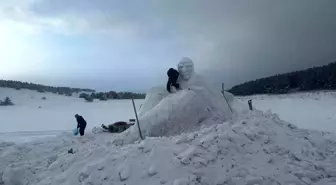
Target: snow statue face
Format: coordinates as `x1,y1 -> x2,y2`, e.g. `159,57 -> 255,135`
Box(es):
178,57 -> 194,81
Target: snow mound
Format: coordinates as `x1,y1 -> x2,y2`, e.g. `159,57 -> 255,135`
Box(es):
119,87 -> 232,144
1,108 -> 336,185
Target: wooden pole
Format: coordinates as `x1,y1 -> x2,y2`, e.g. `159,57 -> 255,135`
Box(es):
221,83 -> 233,113
131,98 -> 143,140
248,99 -> 253,111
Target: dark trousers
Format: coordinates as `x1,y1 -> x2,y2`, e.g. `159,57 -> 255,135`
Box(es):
79,125 -> 86,136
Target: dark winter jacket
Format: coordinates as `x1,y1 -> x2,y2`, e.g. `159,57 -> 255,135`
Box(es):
76,116 -> 87,129
166,68 -> 180,93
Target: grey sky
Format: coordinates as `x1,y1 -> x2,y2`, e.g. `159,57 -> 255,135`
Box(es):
0,0 -> 336,92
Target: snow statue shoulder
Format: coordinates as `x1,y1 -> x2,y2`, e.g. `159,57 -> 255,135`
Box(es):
117,57 -> 234,145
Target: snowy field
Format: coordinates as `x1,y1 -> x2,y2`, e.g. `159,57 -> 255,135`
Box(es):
238,91 -> 336,134
2,88 -> 335,143
1,87 -> 336,184
0,87 -> 144,142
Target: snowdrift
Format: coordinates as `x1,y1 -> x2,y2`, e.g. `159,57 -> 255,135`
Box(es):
1,105 -> 336,185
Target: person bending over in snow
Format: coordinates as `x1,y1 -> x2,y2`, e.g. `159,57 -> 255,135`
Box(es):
75,114 -> 87,136
166,68 -> 180,93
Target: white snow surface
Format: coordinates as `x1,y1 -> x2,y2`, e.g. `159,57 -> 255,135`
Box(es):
1,90 -> 336,184
0,87 -> 144,133
1,87 -> 336,184
239,91 -> 336,133
1,105 -> 336,185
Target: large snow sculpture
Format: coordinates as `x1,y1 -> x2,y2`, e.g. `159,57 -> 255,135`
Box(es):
138,57 -> 234,117
176,57 -> 234,107
118,58 -> 234,144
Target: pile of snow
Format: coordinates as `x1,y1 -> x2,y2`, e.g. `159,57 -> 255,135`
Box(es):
118,86 -> 233,145
1,105 -> 336,185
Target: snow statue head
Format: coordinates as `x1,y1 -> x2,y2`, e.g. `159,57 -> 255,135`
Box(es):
178,57 -> 194,81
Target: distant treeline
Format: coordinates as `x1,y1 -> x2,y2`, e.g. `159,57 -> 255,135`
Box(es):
0,80 -> 146,99
0,80 -> 94,96
229,61 -> 336,96
79,91 -> 145,102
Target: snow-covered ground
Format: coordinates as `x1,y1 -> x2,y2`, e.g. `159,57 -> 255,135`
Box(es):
239,91 -> 336,133
0,87 -> 144,142
1,88 -> 336,185
0,131 -> 66,144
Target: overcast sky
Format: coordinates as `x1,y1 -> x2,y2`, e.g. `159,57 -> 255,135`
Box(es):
0,0 -> 335,92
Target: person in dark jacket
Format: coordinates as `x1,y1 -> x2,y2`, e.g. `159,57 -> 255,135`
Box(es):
166,68 -> 180,93
75,114 -> 87,136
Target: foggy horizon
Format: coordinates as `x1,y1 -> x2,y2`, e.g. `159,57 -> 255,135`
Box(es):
1,60 -> 334,93
1,0 -> 336,92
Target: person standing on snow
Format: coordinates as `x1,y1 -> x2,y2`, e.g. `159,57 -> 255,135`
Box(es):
166,68 -> 180,93
75,114 -> 87,136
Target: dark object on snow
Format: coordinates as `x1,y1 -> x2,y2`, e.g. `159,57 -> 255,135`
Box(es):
101,121 -> 132,133
129,119 -> 136,123
166,68 -> 180,93
85,96 -> 93,102
129,119 -> 135,122
288,124 -> 297,130
0,97 -> 14,106
75,114 -> 87,136
248,99 -> 253,110
68,148 -> 74,154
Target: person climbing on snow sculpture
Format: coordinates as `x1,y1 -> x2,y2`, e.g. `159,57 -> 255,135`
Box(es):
166,68 -> 180,93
